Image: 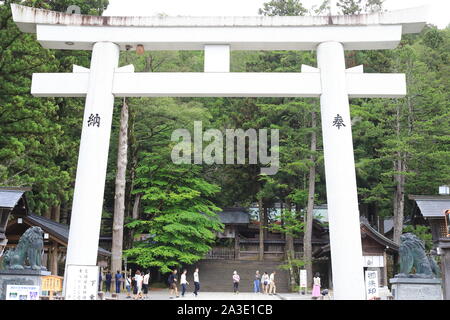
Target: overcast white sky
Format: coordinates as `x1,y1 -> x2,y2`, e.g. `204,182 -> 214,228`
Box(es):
103,0 -> 449,29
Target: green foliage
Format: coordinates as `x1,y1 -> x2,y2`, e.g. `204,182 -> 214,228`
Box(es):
0,0 -> 108,213
353,26 -> 450,218
124,153 -> 224,273
336,0 -> 384,15
268,209 -> 305,237
403,225 -> 433,251
258,0 -> 308,16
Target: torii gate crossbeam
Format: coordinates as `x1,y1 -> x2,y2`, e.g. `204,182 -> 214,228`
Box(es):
11,4 -> 427,300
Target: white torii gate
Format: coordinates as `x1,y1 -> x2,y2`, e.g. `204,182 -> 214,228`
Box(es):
11,4 -> 427,300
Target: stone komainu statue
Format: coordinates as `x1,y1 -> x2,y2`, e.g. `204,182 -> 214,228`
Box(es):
2,226 -> 45,270
397,233 -> 441,278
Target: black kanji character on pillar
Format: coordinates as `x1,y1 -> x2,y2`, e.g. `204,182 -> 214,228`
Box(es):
87,113 -> 101,127
332,114 -> 345,129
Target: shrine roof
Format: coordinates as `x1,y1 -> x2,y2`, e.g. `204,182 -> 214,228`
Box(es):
0,187 -> 31,209
12,4 -> 427,34
24,214 -> 111,257
360,219 -> 399,251
409,195 -> 450,218
313,219 -> 399,257
218,208 -> 250,225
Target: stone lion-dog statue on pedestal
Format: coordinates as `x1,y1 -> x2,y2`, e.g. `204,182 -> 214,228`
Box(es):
2,226 -> 46,270
396,232 -> 441,279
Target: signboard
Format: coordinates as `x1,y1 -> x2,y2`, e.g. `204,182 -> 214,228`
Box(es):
300,269 -> 307,288
6,285 -> 40,300
363,256 -> 384,268
365,270 -> 379,300
64,265 -> 99,300
41,275 -> 63,292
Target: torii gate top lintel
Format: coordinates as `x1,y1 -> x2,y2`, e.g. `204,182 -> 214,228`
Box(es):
11,4 -> 427,51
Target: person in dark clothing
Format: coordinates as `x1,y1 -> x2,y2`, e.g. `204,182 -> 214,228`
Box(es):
168,269 -> 179,299
105,271 -> 112,293
132,276 -> 138,298
98,270 -> 102,291
115,270 -> 122,294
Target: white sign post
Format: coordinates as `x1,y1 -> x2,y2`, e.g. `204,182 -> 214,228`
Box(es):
65,265 -> 99,300
365,270 -> 379,300
299,269 -> 307,294
11,4 -> 427,300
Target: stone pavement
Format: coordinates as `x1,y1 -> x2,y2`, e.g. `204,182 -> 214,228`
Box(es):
101,289 -> 323,301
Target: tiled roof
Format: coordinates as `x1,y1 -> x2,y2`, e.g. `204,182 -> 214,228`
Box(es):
24,214 -> 111,257
313,220 -> 399,257
409,195 -> 450,218
0,188 -> 27,209
218,208 -> 250,224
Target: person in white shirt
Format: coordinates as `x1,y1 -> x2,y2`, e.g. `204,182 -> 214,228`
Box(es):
125,275 -> 132,299
193,268 -> 200,297
143,271 -> 150,299
232,271 -> 240,294
180,270 -> 189,297
268,271 -> 276,295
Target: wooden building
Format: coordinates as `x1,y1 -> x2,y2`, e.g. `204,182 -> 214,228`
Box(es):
208,208 -> 398,290
313,219 -> 398,288
0,187 -> 110,276
409,194 -> 450,245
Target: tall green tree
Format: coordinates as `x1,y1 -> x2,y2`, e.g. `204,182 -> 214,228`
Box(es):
258,0 -> 308,16
124,152 -> 223,273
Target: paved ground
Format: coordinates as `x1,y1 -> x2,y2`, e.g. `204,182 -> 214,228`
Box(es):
102,289 -> 322,300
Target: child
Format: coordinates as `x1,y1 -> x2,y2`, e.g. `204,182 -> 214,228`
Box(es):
312,272 -> 321,299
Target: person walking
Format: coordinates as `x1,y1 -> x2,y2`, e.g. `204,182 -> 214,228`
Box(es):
98,270 -> 103,291
135,270 -> 143,299
125,274 -> 132,299
232,271 -> 240,294
268,271 -> 276,295
131,276 -> 138,299
254,270 -> 261,293
261,272 -> 269,294
180,270 -> 189,297
312,272 -> 321,299
115,270 -> 122,294
193,267 -> 200,297
142,270 -> 150,299
105,270 -> 112,293
168,269 -> 179,299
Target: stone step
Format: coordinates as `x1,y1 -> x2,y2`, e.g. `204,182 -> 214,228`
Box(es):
183,259 -> 291,292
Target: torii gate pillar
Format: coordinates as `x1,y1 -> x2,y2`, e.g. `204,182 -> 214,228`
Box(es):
65,42 -> 119,267
317,41 -> 365,299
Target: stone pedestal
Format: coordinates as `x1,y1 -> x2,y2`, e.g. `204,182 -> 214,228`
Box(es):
0,269 -> 51,300
438,238 -> 450,300
389,277 -> 443,300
